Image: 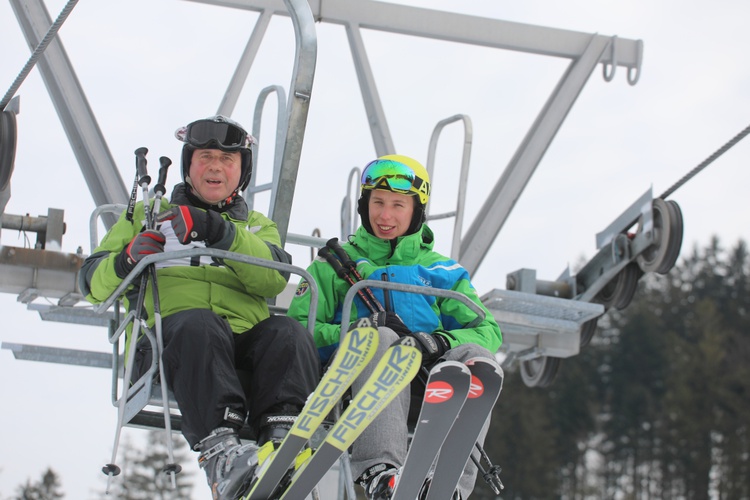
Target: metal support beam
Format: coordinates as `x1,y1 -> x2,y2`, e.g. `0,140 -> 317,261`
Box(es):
10,0 -> 127,228
2,341 -> 111,368
216,8 -> 274,116
189,0 -> 642,73
268,0 -> 317,243
345,24 -> 394,155
0,245 -> 83,301
459,35 -> 613,275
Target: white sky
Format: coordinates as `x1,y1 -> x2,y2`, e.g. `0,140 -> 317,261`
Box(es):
1,1 -> 749,498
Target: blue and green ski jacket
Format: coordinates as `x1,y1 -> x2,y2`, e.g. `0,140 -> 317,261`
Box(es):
287,224 -> 502,364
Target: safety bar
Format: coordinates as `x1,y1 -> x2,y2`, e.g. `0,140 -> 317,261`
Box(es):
93,248 -> 318,332
339,279 -> 485,330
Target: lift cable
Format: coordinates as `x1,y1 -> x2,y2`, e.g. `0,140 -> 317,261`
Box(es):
0,0 -> 80,111
661,122 -> 750,200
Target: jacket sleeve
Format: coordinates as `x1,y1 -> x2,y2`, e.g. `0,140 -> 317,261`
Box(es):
218,211 -> 289,298
436,273 -> 502,353
79,205 -> 144,304
287,258 -> 351,364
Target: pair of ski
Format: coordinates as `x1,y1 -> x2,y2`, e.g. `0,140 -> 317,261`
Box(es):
391,357 -> 503,500
239,320 -> 502,499
240,320 -> 422,499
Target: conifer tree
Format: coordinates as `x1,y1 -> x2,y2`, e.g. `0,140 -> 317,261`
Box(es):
102,430 -> 194,500
13,468 -> 64,500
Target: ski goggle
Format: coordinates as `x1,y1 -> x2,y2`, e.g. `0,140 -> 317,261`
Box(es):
175,119 -> 252,151
361,158 -> 430,204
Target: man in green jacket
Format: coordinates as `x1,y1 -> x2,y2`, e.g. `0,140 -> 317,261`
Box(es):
288,154 -> 503,499
79,115 -> 320,499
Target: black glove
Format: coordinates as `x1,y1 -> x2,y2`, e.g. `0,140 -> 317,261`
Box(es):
114,229 -> 166,279
156,205 -> 227,245
370,311 -> 411,336
391,331 -> 450,365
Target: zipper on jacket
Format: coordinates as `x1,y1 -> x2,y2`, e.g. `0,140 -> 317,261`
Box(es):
381,272 -> 393,312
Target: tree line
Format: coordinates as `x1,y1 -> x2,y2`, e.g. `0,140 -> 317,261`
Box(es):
1,430 -> 194,499
479,237 -> 750,499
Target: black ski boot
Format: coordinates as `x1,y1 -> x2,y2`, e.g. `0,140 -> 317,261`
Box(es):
196,427 -> 260,500
257,414 -> 297,447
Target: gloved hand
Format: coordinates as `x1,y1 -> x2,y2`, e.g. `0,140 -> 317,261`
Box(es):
156,205 -> 227,245
370,311 -> 411,336
114,229 -> 166,279
391,331 -> 450,365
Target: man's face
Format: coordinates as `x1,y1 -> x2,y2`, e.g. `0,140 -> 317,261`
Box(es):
368,189 -> 415,239
188,148 -> 242,203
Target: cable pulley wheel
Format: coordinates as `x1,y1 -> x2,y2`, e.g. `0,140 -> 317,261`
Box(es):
594,262 -> 643,311
579,317 -> 598,348
520,356 -> 561,388
636,198 -> 684,274
0,109 -> 18,191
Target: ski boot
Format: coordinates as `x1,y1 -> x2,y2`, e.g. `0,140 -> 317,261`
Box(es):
253,414 -> 303,496
196,427 -> 260,500
257,414 -> 297,447
358,464 -> 400,500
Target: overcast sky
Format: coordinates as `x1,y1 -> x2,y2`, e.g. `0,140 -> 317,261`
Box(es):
1,1 -> 749,498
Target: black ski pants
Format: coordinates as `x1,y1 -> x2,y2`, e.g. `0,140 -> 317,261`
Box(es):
133,309 -> 320,448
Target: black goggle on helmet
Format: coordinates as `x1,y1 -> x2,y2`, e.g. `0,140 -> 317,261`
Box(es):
175,115 -> 255,193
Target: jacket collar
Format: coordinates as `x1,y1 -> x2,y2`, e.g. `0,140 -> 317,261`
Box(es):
169,183 -> 249,220
350,224 -> 434,263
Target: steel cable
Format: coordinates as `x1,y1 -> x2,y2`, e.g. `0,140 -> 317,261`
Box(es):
661,122 -> 750,199
1,0 -> 80,111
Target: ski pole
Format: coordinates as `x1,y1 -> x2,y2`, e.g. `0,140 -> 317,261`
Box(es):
471,442 -> 504,493
135,149 -> 182,486
125,171 -> 139,222
105,147 -> 153,490
134,147 -> 152,224
144,154 -> 181,487
325,237 -> 385,313
149,156 -> 172,227
104,149 -> 181,491
318,246 -> 380,314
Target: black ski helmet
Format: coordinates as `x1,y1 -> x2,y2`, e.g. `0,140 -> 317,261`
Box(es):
175,115 -> 254,194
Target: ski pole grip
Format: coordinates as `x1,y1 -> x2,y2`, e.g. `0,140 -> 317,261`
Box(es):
327,237 -> 356,269
154,156 -> 172,196
318,246 -> 349,280
134,147 -> 151,186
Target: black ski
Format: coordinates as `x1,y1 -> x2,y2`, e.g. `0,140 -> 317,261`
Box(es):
424,357 -> 503,499
391,361 -> 471,500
